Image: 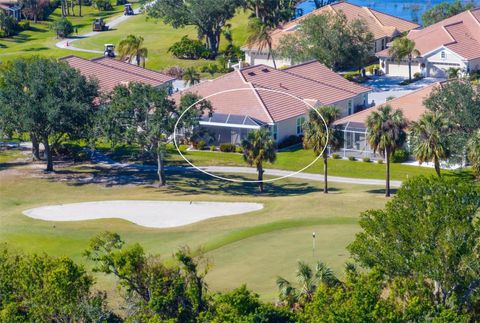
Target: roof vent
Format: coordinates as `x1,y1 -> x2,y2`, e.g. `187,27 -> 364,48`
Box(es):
261,68 -> 270,73
248,72 -> 256,76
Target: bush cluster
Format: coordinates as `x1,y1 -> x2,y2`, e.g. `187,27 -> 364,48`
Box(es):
168,36 -> 213,60
392,148 -> 409,163
219,143 -> 237,152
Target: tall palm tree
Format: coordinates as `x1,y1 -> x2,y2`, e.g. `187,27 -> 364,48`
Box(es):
118,35 -> 148,67
276,261 -> 338,308
241,127 -> 277,192
410,112 -> 450,177
303,106 -> 342,193
388,37 -> 420,83
246,18 -> 277,69
366,105 -> 407,197
467,130 -> 480,179
182,67 -> 201,87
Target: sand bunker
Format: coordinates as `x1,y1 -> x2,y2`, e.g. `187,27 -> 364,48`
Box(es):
23,200 -> 263,228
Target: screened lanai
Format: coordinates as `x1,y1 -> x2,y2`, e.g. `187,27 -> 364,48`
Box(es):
199,113 -> 266,145
333,121 -> 376,159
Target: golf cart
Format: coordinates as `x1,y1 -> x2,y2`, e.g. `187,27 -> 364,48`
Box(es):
124,3 -> 134,15
104,44 -> 115,57
92,18 -> 109,32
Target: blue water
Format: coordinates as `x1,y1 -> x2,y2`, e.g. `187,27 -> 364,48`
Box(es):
296,0 -> 475,24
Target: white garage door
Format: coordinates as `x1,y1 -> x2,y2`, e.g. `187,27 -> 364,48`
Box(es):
387,62 -> 415,77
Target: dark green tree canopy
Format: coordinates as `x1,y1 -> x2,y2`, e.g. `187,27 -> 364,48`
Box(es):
244,0 -> 300,28
424,79 -> 480,161
422,0 -> 475,26
349,176 -> 480,308
0,57 -> 98,171
277,12 -> 374,71
148,0 -> 243,57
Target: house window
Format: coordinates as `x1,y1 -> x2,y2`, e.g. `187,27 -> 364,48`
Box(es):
441,51 -> 446,59
363,94 -> 368,106
270,124 -> 277,140
296,116 -> 305,135
348,100 -> 353,115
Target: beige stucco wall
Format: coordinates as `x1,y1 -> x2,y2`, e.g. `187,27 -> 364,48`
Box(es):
244,51 -> 293,68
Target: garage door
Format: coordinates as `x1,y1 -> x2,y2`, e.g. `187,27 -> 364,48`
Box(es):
428,63 -> 458,78
387,62 -> 415,77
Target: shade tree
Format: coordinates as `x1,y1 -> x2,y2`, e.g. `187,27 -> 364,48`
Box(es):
0,57 -> 98,171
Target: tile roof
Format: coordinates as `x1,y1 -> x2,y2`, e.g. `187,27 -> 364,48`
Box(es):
60,56 -> 173,92
245,2 -> 419,51
171,61 -> 370,123
377,8 -> 480,60
334,82 -> 445,126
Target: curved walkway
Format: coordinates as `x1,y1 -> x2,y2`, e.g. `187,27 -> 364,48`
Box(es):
89,150 -> 401,187
55,5 -> 145,53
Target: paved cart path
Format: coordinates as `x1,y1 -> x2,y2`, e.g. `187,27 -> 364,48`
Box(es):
55,4 -> 145,53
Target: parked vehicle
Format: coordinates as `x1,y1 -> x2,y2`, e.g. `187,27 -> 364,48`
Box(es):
104,44 -> 115,57
92,18 -> 109,32
124,3 -> 134,15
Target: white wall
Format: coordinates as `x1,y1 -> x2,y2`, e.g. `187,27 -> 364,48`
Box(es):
244,50 -> 293,68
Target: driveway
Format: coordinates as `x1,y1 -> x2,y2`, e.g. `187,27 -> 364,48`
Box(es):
366,75 -> 444,104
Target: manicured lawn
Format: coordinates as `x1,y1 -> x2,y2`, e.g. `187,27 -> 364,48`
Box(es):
73,10 -> 250,70
173,149 -> 471,181
0,2 -> 139,62
0,158 -> 387,307
0,6 -> 250,72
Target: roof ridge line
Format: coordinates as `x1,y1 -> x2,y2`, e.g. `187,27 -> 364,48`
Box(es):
281,68 -> 369,96
92,58 -> 174,83
247,81 -> 275,124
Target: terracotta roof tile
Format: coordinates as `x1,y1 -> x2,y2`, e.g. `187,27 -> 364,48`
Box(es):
334,82 -> 444,126
378,8 -> 480,60
172,62 -> 369,123
245,2 -> 419,51
60,56 -> 172,92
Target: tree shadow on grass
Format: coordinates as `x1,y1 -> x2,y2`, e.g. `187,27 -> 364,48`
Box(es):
443,169 -> 475,182
366,188 -> 398,195
0,161 -> 30,171
52,165 -> 322,197
162,170 -> 322,197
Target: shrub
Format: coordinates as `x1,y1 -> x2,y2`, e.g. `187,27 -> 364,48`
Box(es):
362,157 -> 371,163
331,153 -> 341,159
366,64 -> 379,74
413,72 -> 424,80
92,0 -> 113,10
18,20 -> 30,31
50,17 -> 73,38
235,146 -> 243,153
392,149 -> 409,163
278,135 -> 301,149
348,156 -> 357,161
219,143 -> 236,152
210,145 -> 215,151
386,95 -> 396,101
196,140 -> 206,150
377,159 -> 384,164
168,36 -> 212,59
0,13 -> 19,37
163,66 -> 184,79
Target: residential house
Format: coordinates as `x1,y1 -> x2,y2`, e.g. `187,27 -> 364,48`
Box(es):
60,55 -> 175,93
0,0 -> 21,21
172,60 -> 370,145
243,2 -> 419,68
377,8 -> 480,78
333,82 -> 444,158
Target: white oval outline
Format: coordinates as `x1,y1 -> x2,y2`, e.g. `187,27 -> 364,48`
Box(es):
173,87 -> 328,183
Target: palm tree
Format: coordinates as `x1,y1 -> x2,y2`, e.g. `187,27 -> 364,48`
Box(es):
276,261 -> 339,308
388,37 -> 420,83
366,105 -> 407,197
241,127 -> 277,192
117,35 -> 148,67
467,130 -> 480,179
410,112 -> 450,177
446,67 -> 461,79
246,18 -> 277,69
303,106 -> 342,193
182,67 -> 201,87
